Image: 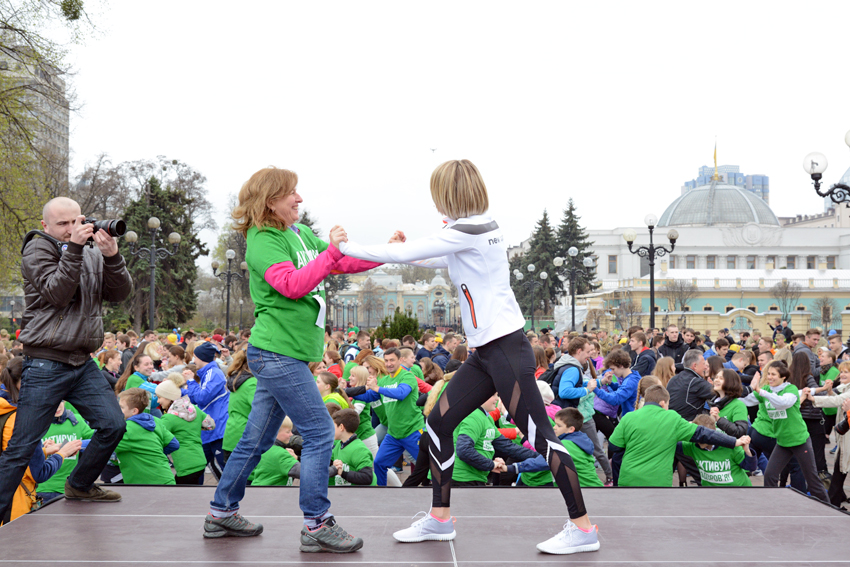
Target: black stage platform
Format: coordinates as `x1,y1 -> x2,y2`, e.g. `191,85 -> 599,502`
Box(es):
0,486 -> 846,566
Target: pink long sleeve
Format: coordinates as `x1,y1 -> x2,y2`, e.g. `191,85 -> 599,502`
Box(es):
331,255 -> 382,274
264,245 -> 344,299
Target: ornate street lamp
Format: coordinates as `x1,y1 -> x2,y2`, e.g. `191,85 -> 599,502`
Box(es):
803,130 -> 850,205
126,217 -> 181,330
239,298 -> 244,331
513,264 -> 548,332
554,247 -> 596,332
212,249 -> 247,333
623,214 -> 678,330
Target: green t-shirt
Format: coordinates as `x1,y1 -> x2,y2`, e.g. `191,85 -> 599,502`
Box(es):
251,445 -> 297,486
753,383 -> 809,448
719,398 -> 748,423
351,399 -> 376,440
820,366 -> 840,416
751,395 -> 775,438
342,361 -> 358,382
323,392 -> 350,410
160,407 -> 208,477
114,418 -> 177,485
246,224 -> 330,362
609,404 -> 698,487
330,438 -> 376,486
379,368 -> 423,439
682,442 -> 751,487
452,408 -> 498,483
408,364 -> 424,382
523,433 -> 604,488
222,376 -> 257,452
124,373 -> 157,413
39,413 -> 94,493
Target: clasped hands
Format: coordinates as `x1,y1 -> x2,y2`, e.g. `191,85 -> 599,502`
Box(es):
328,226 -> 407,249
491,457 -> 507,473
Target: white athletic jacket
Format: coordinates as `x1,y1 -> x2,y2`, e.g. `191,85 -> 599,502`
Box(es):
340,214 -> 525,348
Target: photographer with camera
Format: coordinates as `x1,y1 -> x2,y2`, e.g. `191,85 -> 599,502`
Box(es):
0,197 -> 133,521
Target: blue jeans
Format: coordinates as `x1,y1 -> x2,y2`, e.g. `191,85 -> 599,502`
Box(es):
0,358 -> 126,520
373,430 -> 421,486
211,346 -> 335,520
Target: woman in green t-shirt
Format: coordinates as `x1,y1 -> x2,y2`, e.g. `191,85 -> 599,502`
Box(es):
317,371 -> 350,409
749,363 -> 829,503
709,369 -> 749,438
205,167 -> 379,551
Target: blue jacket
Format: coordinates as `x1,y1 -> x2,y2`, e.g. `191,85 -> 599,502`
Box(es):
631,348 -> 657,377
431,345 -> 452,371
186,361 -> 229,444
593,370 -> 640,417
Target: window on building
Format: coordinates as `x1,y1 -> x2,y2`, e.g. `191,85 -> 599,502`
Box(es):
796,305 -> 806,311
807,256 -> 815,269
683,306 -> 691,312
747,255 -> 755,269
747,305 -> 757,313
685,255 -> 695,269
769,305 -> 779,311
653,305 -> 659,312
706,255 -> 716,269
669,256 -> 676,269
827,256 -> 836,269
725,306 -> 734,313
787,256 -> 795,269
727,256 -> 736,269
608,255 -> 617,274
703,305 -> 713,311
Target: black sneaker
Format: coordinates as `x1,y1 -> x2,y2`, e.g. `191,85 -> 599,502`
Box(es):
300,517 -> 363,553
203,513 -> 264,539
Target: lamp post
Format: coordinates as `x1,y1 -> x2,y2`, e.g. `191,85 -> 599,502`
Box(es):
212,249 -> 247,334
622,215 -> 678,330
353,300 -> 361,328
8,300 -> 16,330
126,217 -> 181,331
239,298 -> 244,331
803,130 -> 850,205
513,264 -> 548,332
433,299 -> 446,329
553,247 -> 596,332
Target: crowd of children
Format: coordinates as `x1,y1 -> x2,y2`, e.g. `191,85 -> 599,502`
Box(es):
0,318 -> 847,526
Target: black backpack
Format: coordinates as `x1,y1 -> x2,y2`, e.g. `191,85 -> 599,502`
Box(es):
538,367 -> 557,386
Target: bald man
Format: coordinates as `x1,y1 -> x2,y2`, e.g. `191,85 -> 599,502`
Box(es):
0,198 -> 132,520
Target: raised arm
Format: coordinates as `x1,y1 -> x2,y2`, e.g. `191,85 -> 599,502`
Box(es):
340,229 -> 470,267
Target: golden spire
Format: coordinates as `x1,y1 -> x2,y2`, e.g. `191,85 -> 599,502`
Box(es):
711,139 -> 721,181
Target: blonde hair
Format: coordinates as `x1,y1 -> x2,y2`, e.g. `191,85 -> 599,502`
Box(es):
143,341 -> 162,362
651,356 -> 675,387
349,365 -> 369,387
232,167 -> 299,236
430,160 -> 489,220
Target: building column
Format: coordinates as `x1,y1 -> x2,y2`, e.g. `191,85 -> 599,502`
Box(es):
757,255 -> 767,269
697,255 -> 707,269
778,255 -> 788,269
817,255 -> 827,270
737,255 -> 747,269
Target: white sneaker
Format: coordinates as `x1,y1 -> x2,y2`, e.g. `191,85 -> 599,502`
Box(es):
536,521 -> 600,555
393,511 -> 456,542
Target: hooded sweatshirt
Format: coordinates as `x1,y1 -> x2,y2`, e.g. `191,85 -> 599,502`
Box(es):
223,370 -> 257,452
552,354 -> 595,419
113,413 -> 178,485
513,430 -> 603,488
1,389 -> 65,520
186,360 -> 229,444
160,396 -> 213,477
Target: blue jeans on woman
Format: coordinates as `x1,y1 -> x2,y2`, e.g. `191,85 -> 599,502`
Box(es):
210,346 -> 335,521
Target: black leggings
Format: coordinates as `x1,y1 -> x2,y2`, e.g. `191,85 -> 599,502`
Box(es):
426,329 -> 587,519
804,418 -> 828,473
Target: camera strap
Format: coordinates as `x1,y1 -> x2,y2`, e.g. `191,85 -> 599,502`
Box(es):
21,230 -> 66,256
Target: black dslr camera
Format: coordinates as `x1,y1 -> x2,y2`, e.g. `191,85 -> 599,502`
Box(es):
82,217 -> 127,246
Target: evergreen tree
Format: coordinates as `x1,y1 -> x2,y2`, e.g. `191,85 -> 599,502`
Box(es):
555,199 -> 599,296
522,209 -> 560,314
111,176 -> 207,330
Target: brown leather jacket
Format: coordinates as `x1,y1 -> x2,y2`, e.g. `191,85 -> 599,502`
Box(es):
19,235 -> 133,366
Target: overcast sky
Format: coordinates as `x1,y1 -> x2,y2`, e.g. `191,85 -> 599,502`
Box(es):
65,1 -> 850,261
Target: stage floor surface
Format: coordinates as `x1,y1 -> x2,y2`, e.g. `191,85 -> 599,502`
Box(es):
0,485 -> 847,566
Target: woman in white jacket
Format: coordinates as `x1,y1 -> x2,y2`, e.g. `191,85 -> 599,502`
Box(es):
340,159 -> 598,556
804,361 -> 850,507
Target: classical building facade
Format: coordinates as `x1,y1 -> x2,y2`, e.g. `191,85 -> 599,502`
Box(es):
331,269 -> 458,330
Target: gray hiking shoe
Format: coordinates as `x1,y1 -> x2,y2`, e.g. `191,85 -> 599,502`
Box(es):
300,517 -> 363,553
203,513 -> 264,538
393,511 -> 456,542
64,480 -> 121,503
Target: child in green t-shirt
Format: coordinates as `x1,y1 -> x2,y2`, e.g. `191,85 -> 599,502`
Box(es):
155,379 -> 216,485
677,414 -> 756,487
610,385 -> 749,487
37,401 -> 94,502
330,409 -> 376,486
115,389 -> 179,485
317,371 -> 350,409
347,366 -> 378,456
748,363 -> 829,503
251,418 -> 310,486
